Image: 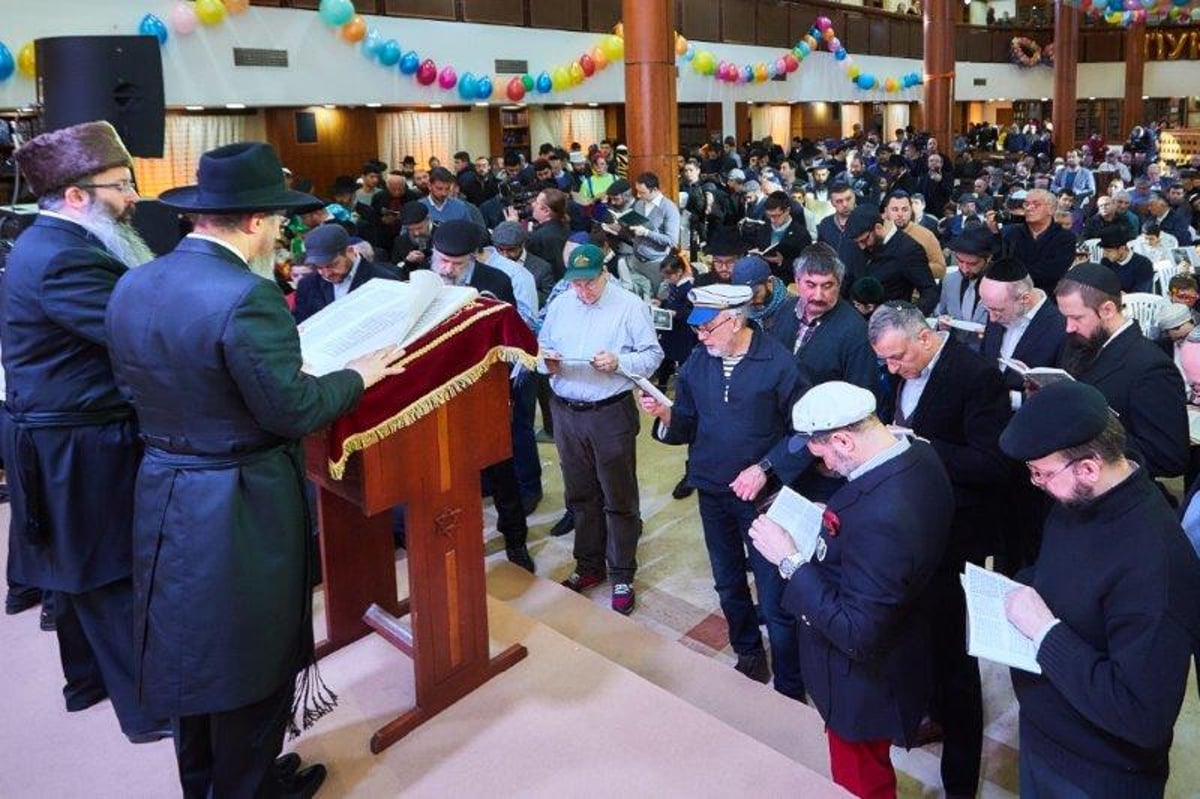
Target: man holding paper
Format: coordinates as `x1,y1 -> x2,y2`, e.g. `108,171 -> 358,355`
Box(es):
747,382 -> 954,799
639,284 -> 808,699
999,380 -> 1200,798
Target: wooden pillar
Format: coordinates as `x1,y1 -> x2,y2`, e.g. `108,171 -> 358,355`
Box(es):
923,0 -> 954,154
1122,21 -> 1146,136
622,0 -> 678,199
1052,2 -> 1081,154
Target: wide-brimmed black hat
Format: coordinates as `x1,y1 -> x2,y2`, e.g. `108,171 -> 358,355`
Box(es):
159,142 -> 322,213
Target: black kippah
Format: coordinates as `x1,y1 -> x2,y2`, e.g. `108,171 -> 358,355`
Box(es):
1062,261 -> 1122,298
985,256 -> 1028,283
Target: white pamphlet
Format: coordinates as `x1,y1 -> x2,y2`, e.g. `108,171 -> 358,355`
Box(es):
998,357 -> 1075,389
623,371 -> 673,408
946,318 -> 986,334
961,563 -> 1042,674
766,487 -> 825,562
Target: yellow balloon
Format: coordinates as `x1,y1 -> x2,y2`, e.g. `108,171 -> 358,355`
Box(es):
225,0 -> 250,12
600,34 -> 624,62
17,42 -> 35,79
196,0 -> 228,26
551,66 -> 570,91
613,22 -> 624,39
847,65 -> 861,79
592,46 -> 609,70
569,61 -> 585,84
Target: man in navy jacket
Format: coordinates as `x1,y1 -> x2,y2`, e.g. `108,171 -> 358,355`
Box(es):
750,381 -> 954,799
292,224 -> 399,324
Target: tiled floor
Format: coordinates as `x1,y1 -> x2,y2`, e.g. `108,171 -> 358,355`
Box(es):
482,411 -> 1200,798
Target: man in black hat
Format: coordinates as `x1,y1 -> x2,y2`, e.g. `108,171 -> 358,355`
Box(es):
292,224 -> 400,324
934,225 -> 994,351
979,257 -> 1066,397
991,188 -> 1077,294
1097,223 -> 1153,294
694,227 -> 744,287
105,141 -> 406,798
389,200 -> 435,276
1055,262 -> 1188,479
999,381 -> 1200,798
3,120 -> 167,743
845,205 -> 939,314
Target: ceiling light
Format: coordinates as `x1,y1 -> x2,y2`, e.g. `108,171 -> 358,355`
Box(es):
225,103 -> 246,110
323,104 -> 336,109
587,102 -> 598,107
185,105 -> 205,111
366,102 -> 381,108
474,101 -> 489,107
429,103 -> 443,109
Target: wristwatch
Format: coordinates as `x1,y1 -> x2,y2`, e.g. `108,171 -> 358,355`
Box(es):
778,551 -> 806,580
757,457 -> 773,475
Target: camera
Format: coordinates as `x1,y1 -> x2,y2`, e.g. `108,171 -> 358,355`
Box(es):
498,179 -> 537,222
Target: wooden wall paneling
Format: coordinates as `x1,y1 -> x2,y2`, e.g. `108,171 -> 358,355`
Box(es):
382,0 -> 456,19
756,3 -> 792,48
723,0 -> 758,44
529,0 -> 583,29
587,0 -> 622,32
288,0 -> 319,9
462,0 -> 525,25
264,107 -> 380,203
735,102 -> 752,145
790,6 -> 817,43
868,18 -> 889,55
679,0 -> 721,41
844,13 -> 870,56
907,22 -> 923,58
488,108 -> 504,159
706,102 -> 723,142
1083,30 -> 1123,62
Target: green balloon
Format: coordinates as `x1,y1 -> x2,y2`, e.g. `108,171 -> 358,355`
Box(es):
521,74 -> 534,91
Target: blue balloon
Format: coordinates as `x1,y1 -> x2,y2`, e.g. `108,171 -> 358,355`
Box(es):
856,73 -> 876,90
138,13 -> 169,46
318,0 -> 355,26
683,43 -> 696,61
360,29 -> 382,58
810,27 -> 821,38
399,51 -> 420,75
535,71 -> 552,93
0,43 -> 13,82
742,65 -> 754,81
475,75 -> 494,100
797,41 -> 811,57
1107,0 -> 1123,11
377,39 -> 401,67
834,48 -> 847,61
458,72 -> 477,100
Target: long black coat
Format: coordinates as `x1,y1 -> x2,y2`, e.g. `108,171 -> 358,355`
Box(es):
105,237 -> 363,716
1,214 -> 138,593
981,298 -> 1067,391
782,440 -> 953,745
292,258 -> 400,324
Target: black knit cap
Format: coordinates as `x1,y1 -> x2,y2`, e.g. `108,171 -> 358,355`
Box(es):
1000,381 -> 1111,461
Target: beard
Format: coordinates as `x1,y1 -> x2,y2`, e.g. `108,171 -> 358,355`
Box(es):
1060,327 -> 1108,377
247,252 -> 277,281
1061,482 -> 1096,509
73,201 -> 155,269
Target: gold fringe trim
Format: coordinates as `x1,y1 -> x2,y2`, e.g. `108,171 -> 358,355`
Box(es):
326,306 -> 537,480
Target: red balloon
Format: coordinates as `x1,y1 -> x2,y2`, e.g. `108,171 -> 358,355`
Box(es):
579,53 -> 596,77
417,59 -> 437,86
784,53 -> 800,72
506,76 -> 526,102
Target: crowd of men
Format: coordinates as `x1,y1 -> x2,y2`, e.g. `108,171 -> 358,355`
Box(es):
3,115 -> 1200,799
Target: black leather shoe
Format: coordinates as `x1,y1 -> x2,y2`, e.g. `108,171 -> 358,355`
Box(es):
549,510 -> 575,538
671,476 -> 694,500
5,586 -> 40,615
126,725 -> 173,744
506,546 -> 536,573
734,652 -> 771,684
283,763 -> 327,798
274,752 -> 302,783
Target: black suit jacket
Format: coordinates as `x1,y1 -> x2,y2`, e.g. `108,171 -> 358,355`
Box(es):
981,298 -> 1067,391
865,229 -> 939,314
1073,323 -> 1189,478
467,261 -> 516,306
754,215 -> 813,282
292,258 -> 400,324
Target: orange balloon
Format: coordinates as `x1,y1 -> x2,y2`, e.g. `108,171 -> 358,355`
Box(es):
341,16 -> 367,42
225,0 -> 250,12
592,46 -> 609,69
675,35 -> 689,56
613,22 -> 624,39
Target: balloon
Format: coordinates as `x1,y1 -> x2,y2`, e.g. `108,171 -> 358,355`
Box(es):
856,73 -> 876,90
377,39 -> 401,67
613,22 -> 624,39
783,53 -> 799,72
742,65 -> 754,81
195,0 -> 227,26
170,2 -> 198,35
16,41 -> 34,79
592,46 -> 609,69
569,61 -> 585,84
399,50 -> 420,74
1192,5 -> 1200,19
823,27 -> 836,41
225,0 -> 250,12
817,16 -> 833,30
361,29 -> 382,58
476,76 -> 494,100
829,37 -> 841,51
341,16 -> 367,43
417,59 -> 438,86
684,43 -> 696,61
774,58 -> 787,75
522,74 -> 535,91
884,77 -> 899,92
1141,0 -> 1156,9
692,50 -> 714,74
506,77 -> 526,102
600,34 -> 624,61
138,14 -> 169,45
318,0 -> 355,26
535,71 -> 552,93
797,41 -> 811,57
1176,0 -> 1190,6
580,53 -> 595,77
847,64 -> 861,79
0,43 -> 13,82
676,35 -> 689,56
457,72 -> 476,100
767,62 -> 779,79
835,48 -> 848,61
438,66 -> 458,90
551,66 -> 570,91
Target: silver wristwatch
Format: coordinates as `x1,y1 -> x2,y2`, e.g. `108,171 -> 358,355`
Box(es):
778,551 -> 806,580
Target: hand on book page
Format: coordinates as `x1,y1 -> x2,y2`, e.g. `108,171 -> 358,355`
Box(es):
346,344 -> 406,389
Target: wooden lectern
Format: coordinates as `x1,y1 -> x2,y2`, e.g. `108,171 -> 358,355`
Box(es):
304,365 -> 527,754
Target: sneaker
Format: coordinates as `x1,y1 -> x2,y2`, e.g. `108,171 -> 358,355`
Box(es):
561,571 -> 606,593
611,583 -> 635,615
671,476 -> 694,500
734,651 -> 772,684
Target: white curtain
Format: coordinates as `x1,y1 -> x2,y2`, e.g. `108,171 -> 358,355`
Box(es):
750,105 -> 791,146
377,112 -> 466,169
132,113 -> 265,199
542,108 -> 606,150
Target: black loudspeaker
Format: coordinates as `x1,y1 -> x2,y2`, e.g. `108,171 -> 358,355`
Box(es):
131,200 -> 187,257
36,36 -> 165,158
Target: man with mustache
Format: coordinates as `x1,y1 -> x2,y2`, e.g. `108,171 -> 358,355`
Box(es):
2,121 -> 167,743
1055,262 -> 1188,479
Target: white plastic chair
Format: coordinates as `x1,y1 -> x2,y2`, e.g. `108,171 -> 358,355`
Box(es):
1152,260 -> 1184,296
1081,238 -> 1102,263
1121,292 -> 1169,339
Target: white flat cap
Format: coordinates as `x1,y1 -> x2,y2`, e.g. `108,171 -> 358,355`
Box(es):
687,284 -> 753,326
789,381 -> 877,452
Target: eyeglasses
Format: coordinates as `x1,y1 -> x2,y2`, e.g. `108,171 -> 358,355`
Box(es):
76,179 -> 137,195
1027,457 -> 1079,485
691,314 -> 735,337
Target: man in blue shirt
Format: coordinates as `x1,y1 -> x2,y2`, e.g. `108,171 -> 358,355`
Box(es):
421,166 -> 476,227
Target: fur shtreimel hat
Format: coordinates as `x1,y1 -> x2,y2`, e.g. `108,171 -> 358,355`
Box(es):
15,121 -> 133,197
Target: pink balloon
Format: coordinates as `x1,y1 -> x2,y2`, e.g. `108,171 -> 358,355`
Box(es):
775,57 -> 788,74
816,16 -> 832,30
170,1 -> 198,34
437,66 -> 457,89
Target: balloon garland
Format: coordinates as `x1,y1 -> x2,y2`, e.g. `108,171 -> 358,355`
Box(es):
1010,36 -> 1055,67
1061,0 -> 1200,29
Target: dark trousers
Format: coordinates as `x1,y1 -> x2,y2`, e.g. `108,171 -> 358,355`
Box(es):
535,374 -> 554,435
174,679 -> 294,799
1018,747 -> 1096,799
510,370 -> 542,499
484,457 -> 528,550
929,559 -> 983,797
553,395 -> 642,584
697,489 -> 804,699
55,577 -> 161,736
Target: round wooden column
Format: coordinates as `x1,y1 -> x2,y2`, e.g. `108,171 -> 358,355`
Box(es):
923,0 -> 954,154
622,0 -> 678,199
1052,2 -> 1081,154
1122,21 -> 1146,136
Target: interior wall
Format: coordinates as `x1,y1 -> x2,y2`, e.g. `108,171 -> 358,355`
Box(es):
263,107 -> 379,199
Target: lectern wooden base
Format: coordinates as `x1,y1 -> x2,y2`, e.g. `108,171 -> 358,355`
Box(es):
305,365 -> 527,753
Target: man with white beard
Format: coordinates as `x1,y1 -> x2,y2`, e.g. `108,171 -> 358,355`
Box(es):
1,121 -> 167,743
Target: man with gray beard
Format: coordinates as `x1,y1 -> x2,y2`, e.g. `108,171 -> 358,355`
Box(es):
1,121 -> 167,743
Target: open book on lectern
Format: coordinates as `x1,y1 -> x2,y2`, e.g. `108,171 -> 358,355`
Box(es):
298,270 -> 478,376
